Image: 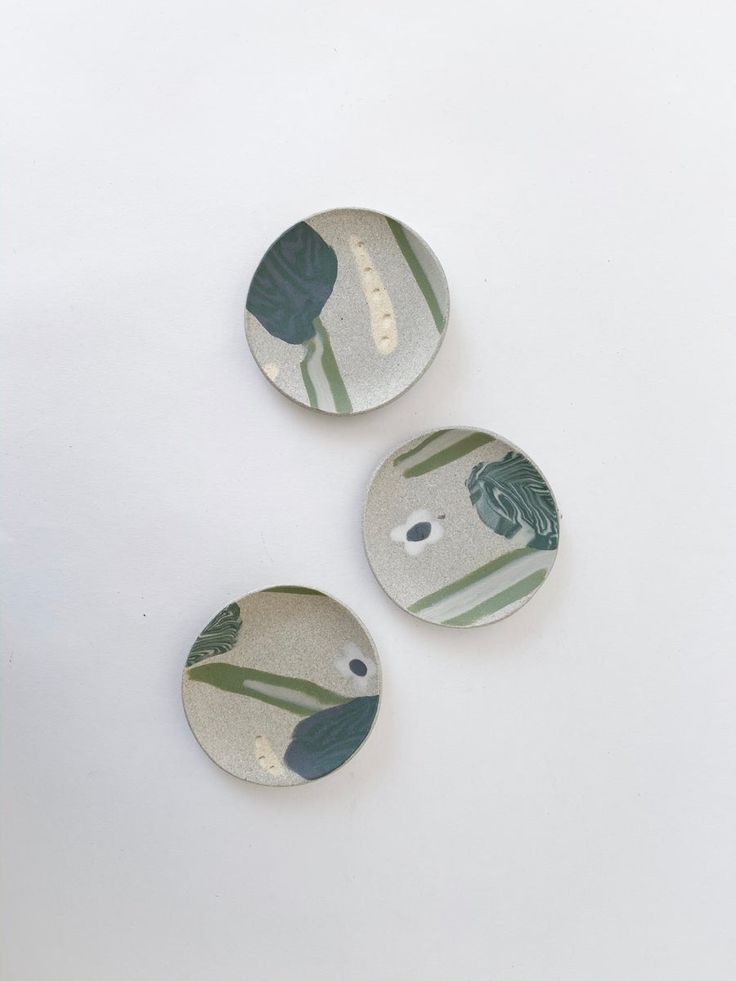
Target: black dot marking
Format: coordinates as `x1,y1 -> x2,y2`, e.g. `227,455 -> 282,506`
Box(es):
406,521 -> 432,542
349,659 -> 368,677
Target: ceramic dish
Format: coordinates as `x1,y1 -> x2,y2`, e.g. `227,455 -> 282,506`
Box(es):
363,428 -> 560,627
182,586 -> 381,785
245,207 -> 449,414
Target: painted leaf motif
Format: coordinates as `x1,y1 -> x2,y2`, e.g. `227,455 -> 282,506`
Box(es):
185,603 -> 242,667
284,695 -> 379,780
246,222 -> 338,345
466,452 -> 559,550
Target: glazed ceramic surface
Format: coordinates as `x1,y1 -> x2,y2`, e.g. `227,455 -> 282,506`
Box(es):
363,428 -> 560,627
245,208 -> 449,414
182,587 -> 381,785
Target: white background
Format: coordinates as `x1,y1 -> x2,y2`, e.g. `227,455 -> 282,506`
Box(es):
2,2 -> 735,979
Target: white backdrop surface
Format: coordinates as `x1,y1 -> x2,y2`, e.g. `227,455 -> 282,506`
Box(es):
2,2 -> 735,979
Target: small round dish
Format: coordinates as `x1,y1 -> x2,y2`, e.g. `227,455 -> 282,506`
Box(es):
245,207 -> 449,414
363,428 -> 560,627
182,586 -> 381,785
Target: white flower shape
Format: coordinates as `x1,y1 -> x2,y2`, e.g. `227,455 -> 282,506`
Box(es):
390,508 -> 444,556
334,642 -> 377,693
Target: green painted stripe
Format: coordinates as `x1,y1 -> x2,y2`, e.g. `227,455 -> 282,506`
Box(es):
239,687 -> 319,717
300,339 -> 319,409
393,430 -> 450,466
409,548 -> 534,613
402,432 -> 495,478
386,217 -> 445,333
314,317 -> 352,414
189,663 -> 346,700
187,662 -> 349,716
441,570 -> 547,626
263,586 -> 325,596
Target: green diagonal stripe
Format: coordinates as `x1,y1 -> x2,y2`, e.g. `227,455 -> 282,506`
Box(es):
386,217 -> 445,333
441,570 -> 547,626
187,662 -> 349,717
393,430 -> 450,466
409,548 -> 534,613
300,318 -> 352,413
314,316 -> 352,414
402,432 -> 495,478
300,338 -> 319,409
238,687 -> 322,717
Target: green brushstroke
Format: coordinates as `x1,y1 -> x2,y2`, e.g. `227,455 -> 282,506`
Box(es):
386,217 -> 445,333
402,432 -> 495,478
187,662 -> 349,717
393,430 -> 450,467
441,570 -> 547,626
300,316 -> 352,413
314,317 -> 351,413
300,346 -> 319,408
409,548 -> 534,613
263,586 -> 325,596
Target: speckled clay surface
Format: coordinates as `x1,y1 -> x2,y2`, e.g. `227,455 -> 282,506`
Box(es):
245,208 -> 449,414
363,428 -> 560,627
182,587 -> 381,785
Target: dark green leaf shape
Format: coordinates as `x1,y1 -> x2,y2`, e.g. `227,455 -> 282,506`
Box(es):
284,695 -> 379,780
246,222 -> 338,345
466,452 -> 559,550
185,603 -> 242,667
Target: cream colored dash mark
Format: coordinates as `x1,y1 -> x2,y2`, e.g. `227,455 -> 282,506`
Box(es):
348,235 -> 397,354
263,362 -> 280,381
255,735 -> 284,777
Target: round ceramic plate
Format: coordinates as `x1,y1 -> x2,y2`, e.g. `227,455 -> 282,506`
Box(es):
363,428 -> 560,627
182,587 -> 381,785
245,207 -> 449,414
